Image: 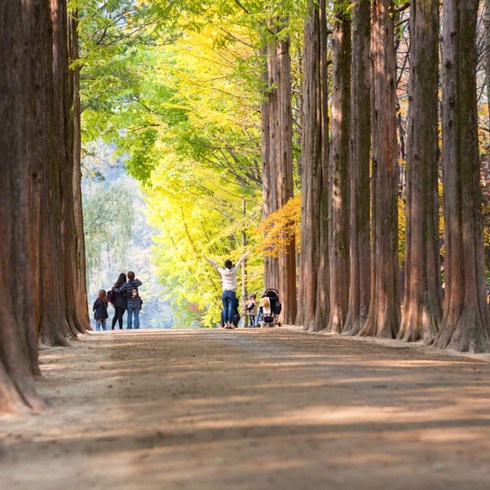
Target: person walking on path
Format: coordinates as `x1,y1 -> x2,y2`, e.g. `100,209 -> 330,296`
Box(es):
115,271 -> 143,330
93,290 -> 109,331
110,273 -> 127,330
206,251 -> 250,329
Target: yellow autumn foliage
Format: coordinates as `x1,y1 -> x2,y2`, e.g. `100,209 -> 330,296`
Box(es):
257,195 -> 301,258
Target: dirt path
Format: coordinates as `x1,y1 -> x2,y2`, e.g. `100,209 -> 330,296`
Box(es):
2,328 -> 490,489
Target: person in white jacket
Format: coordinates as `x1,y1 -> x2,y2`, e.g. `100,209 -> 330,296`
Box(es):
206,251 -> 250,328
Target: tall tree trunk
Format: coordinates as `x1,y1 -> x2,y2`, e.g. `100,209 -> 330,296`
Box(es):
299,0 -> 322,330
486,0 -> 490,130
314,0 -> 330,330
65,6 -> 90,334
39,0 -> 78,346
328,2 -> 351,333
261,46 -> 275,291
262,26 -> 297,324
343,0 -> 371,336
0,0 -> 53,413
263,38 -> 280,291
435,0 -> 490,352
359,0 -> 400,339
398,0 -> 441,343
276,35 -> 297,325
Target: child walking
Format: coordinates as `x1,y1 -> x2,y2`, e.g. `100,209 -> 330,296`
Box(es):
93,290 -> 109,331
244,293 -> 258,327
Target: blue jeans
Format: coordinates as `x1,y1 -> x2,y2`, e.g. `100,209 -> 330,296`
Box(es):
96,319 -> 107,331
222,290 -> 236,324
127,305 -> 140,329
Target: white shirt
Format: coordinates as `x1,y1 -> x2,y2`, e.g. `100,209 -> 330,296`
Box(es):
206,253 -> 249,291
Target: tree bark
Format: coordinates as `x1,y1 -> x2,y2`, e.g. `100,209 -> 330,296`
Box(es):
39,0 -> 84,346
299,0 -> 330,332
486,0 -> 490,130
328,2 -> 351,334
263,39 -> 280,291
262,25 -> 297,324
435,0 -> 490,352
65,6 -> 90,334
0,0 -> 52,413
299,0 -> 322,330
314,0 -> 330,330
343,0 -> 371,336
359,0 -> 400,339
276,35 -> 297,325
398,0 -> 441,343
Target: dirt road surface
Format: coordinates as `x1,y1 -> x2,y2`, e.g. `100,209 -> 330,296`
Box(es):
2,328 -> 490,489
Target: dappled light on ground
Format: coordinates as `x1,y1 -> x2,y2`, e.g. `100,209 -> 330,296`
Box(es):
2,329 -> 490,489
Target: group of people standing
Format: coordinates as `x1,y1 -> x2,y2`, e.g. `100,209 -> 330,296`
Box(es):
92,271 -> 143,331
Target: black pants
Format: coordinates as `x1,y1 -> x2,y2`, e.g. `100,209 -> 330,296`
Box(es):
111,307 -> 125,330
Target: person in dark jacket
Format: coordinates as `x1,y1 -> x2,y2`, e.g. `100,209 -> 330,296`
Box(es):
93,290 -> 109,331
110,273 -> 127,330
115,270 -> 142,330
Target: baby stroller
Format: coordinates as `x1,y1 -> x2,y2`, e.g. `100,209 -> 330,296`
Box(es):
258,289 -> 282,327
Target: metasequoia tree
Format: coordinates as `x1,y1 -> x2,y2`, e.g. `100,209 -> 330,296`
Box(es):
313,0 -> 330,330
262,41 -> 280,292
435,0 -> 490,352
398,0 -> 441,342
328,0 -> 351,333
360,0 -> 400,338
486,0 -> 490,128
0,0 -> 50,413
297,0 -> 326,331
276,33 -> 297,325
262,22 -> 297,324
343,0 -> 371,336
58,3 -> 90,336
298,0 -> 330,332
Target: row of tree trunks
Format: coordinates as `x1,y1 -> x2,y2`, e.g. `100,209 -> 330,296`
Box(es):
398,0 -> 441,343
435,0 -> 490,352
359,0 -> 400,338
343,0 -> 371,336
262,25 -> 297,325
0,0 -> 89,413
328,2 -> 351,334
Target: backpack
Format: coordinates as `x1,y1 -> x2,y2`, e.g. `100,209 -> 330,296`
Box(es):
107,289 -> 115,305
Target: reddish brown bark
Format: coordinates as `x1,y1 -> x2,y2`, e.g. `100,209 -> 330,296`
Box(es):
263,38 -> 280,291
276,36 -> 297,325
328,3 -> 351,334
398,0 -> 441,343
359,0 -> 400,339
299,0 -> 322,330
0,0 -> 52,413
343,0 -> 371,336
262,28 -> 297,324
313,0 -> 330,330
435,0 -> 490,352
299,0 -> 330,332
